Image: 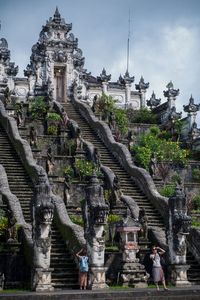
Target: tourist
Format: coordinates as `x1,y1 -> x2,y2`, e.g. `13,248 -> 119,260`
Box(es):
76,248 -> 89,290
150,246 -> 168,291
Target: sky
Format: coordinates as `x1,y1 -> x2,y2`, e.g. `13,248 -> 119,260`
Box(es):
0,0 -> 200,120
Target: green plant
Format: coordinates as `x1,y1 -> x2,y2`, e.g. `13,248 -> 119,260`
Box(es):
47,124 -> 57,135
108,214 -> 122,224
70,215 -> 84,226
191,216 -> 200,228
29,96 -> 49,120
114,108 -> 128,136
98,93 -> 116,119
0,210 -> 8,237
127,107 -> 157,124
192,168 -> 200,181
132,126 -> 188,169
75,158 -> 96,181
46,112 -> 61,122
192,195 -> 200,210
159,185 -> 176,197
171,173 -> 181,184
63,165 -> 74,178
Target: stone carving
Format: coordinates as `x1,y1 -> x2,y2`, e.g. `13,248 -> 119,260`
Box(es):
15,102 -> 24,127
135,76 -> 149,91
63,174 -> 71,205
53,50 -> 67,63
148,152 -> 157,177
167,183 -> 191,286
138,208 -> 148,240
29,126 -> 38,148
3,86 -> 12,107
116,211 -> 147,287
46,147 -> 55,175
146,91 -> 161,109
164,81 -> 180,99
32,174 -> 54,291
183,95 -> 200,114
82,174 -> 109,289
97,68 -> 111,82
112,175 -> 122,207
0,272 -> 5,290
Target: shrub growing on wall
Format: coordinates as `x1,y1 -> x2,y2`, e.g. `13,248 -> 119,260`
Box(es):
132,126 -> 188,169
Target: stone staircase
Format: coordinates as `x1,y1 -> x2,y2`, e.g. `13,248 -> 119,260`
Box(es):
62,101 -> 200,284
51,224 -> 79,289
187,251 -> 200,285
63,102 -> 164,228
0,124 -> 79,289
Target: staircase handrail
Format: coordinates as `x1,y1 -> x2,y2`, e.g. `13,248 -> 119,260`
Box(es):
0,164 -> 33,261
72,94 -> 169,221
187,227 -> 200,265
0,100 -> 85,255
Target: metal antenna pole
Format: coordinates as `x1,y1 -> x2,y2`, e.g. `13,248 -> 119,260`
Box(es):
126,9 -> 131,73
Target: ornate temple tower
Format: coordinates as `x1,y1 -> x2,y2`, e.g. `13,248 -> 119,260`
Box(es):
24,7 -> 85,102
0,38 -> 18,100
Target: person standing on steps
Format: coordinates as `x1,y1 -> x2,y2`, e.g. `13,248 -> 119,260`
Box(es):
76,248 -> 89,290
150,246 -> 168,291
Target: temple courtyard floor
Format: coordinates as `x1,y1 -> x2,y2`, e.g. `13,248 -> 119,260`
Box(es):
0,286 -> 200,300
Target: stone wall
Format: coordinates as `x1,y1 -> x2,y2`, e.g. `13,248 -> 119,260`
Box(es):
72,95 -> 169,221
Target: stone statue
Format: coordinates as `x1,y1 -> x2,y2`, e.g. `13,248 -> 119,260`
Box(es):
91,95 -> 98,113
148,152 -> 157,177
4,87 -> 12,107
167,183 -> 191,286
60,108 -> 69,129
93,148 -> 101,171
138,208 -> 148,240
76,127 -> 83,151
82,174 -> 109,289
29,126 -> 38,148
127,130 -> 135,151
6,207 -> 17,242
46,147 -> 55,175
63,174 -> 71,205
108,112 -> 116,131
15,102 -> 24,127
32,174 -> 54,291
112,175 -> 122,206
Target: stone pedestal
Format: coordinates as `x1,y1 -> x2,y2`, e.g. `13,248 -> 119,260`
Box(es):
32,268 -> 54,291
169,264 -> 191,287
89,267 -> 108,290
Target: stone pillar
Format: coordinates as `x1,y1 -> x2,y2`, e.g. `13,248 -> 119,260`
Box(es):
31,174 -> 55,291
125,83 -> 131,108
82,174 -> 109,289
32,268 -> 54,292
89,267 -> 107,289
102,81 -> 108,95
167,184 -> 191,286
168,264 -> 190,287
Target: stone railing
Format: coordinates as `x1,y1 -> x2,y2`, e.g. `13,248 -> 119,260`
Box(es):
72,94 -> 169,221
187,227 -> 200,265
0,100 -> 85,255
0,164 -> 32,261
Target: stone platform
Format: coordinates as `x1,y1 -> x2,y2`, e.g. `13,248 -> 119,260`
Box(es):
0,286 -> 200,300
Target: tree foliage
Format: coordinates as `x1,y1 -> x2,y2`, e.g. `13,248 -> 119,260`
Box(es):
132,126 -> 188,169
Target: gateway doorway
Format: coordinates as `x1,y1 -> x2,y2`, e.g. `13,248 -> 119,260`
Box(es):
54,67 -> 66,102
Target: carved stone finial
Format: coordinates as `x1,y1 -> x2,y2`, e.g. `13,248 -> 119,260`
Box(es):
146,91 -> 161,109
183,95 -> 200,114
135,76 -> 149,91
168,106 -> 182,122
97,68 -> 111,82
53,7 -> 61,23
118,70 -> 134,85
163,81 -> 179,99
